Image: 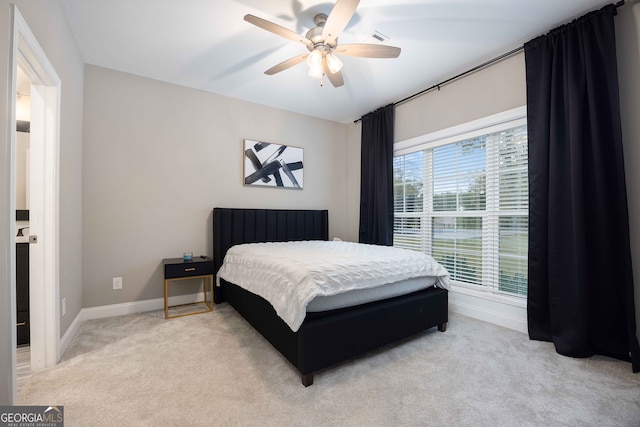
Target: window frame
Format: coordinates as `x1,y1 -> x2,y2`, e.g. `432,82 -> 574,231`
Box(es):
394,106 -> 528,302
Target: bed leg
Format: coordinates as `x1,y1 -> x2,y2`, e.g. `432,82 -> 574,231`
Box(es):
301,373 -> 314,387
438,322 -> 447,332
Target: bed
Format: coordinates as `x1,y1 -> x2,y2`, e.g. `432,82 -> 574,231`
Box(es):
213,207 -> 449,386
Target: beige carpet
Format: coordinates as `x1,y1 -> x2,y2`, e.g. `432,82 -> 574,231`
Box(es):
18,305 -> 640,426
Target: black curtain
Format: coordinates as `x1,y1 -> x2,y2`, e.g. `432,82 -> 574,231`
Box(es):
525,4 -> 639,372
359,104 -> 394,245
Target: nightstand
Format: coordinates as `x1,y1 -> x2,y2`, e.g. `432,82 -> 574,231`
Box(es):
163,256 -> 214,319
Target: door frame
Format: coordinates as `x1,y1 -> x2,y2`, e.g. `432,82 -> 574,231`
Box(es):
8,4 -> 61,401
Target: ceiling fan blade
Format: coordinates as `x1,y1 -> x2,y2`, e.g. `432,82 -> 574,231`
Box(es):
265,54 -> 309,75
323,57 -> 344,87
335,44 -> 401,58
244,14 -> 312,46
322,0 -> 360,46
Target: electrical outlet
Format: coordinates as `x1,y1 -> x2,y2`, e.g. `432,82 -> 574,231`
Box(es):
62,298 -> 66,316
113,277 -> 123,290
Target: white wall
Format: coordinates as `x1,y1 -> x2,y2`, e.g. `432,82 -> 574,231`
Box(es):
0,0 -> 84,404
81,65 -> 350,308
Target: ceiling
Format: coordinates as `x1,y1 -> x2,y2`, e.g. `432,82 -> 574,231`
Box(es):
60,0 -> 610,124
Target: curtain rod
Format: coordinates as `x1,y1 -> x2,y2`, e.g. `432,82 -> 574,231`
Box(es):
354,0 -> 626,124
395,45 -> 524,107
352,45 -> 524,124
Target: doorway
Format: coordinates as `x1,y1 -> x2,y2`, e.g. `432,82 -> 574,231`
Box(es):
9,5 -> 61,401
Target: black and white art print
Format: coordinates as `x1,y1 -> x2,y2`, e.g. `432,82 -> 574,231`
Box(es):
243,140 -> 304,189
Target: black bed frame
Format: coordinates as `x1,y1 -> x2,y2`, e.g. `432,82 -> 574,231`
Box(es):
213,208 -> 448,386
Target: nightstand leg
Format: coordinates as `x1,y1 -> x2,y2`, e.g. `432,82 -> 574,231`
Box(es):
206,275 -> 213,310
164,279 -> 169,319
203,276 -> 208,308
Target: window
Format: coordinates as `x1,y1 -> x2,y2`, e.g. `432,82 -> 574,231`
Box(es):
393,109 -> 528,297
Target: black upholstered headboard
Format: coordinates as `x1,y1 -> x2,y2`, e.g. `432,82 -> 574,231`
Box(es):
213,208 -> 329,302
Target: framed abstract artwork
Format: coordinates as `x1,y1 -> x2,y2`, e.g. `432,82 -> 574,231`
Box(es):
243,139 -> 304,189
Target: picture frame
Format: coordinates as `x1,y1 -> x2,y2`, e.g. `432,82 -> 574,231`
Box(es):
243,139 -> 304,189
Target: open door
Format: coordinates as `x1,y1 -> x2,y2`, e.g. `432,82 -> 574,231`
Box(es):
25,80 -> 60,370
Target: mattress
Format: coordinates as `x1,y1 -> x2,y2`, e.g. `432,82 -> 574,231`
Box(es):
306,276 -> 437,312
217,240 -> 450,331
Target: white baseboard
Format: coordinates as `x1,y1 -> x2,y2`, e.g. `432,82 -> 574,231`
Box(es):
59,310 -> 83,361
81,292 -> 208,321
448,287 -> 528,334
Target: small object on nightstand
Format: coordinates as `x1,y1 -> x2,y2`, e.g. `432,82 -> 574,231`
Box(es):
183,252 -> 193,261
163,256 -> 214,319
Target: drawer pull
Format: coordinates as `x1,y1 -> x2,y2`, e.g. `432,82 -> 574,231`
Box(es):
184,268 -> 196,272
16,321 -> 27,326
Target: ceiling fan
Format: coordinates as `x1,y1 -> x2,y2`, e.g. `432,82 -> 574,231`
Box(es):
244,0 -> 401,87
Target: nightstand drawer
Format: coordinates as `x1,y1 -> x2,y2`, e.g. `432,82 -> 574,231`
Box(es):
164,258 -> 214,279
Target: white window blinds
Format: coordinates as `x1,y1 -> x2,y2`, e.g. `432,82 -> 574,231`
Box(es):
394,112 -> 528,297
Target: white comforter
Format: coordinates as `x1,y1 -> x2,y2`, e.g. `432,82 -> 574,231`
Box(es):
216,240 -> 451,332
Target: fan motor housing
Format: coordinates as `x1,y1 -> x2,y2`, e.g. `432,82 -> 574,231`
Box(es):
306,14 -> 337,50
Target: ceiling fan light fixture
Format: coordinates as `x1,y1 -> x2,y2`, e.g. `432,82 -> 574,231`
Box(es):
308,62 -> 324,78
307,49 -> 322,66
326,52 -> 343,73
